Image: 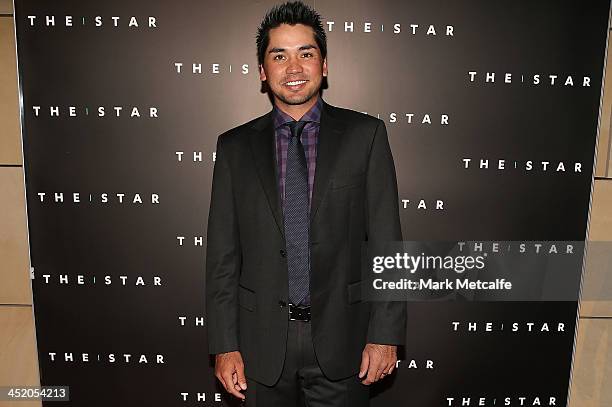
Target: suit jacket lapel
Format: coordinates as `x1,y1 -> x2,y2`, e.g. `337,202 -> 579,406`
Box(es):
310,101 -> 346,226
249,110 -> 286,238
248,100 -> 347,240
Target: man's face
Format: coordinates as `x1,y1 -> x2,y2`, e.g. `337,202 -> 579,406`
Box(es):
259,23 -> 328,106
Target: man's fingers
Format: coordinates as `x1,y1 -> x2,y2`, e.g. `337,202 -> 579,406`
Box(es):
358,350 -> 370,379
214,352 -> 247,400
216,372 -> 227,390
236,363 -> 248,390
222,371 -> 245,400
383,359 -> 394,374
365,364 -> 377,384
222,371 -> 234,392
359,345 -> 398,384
373,361 -> 385,382
364,355 -> 382,384
232,372 -> 242,392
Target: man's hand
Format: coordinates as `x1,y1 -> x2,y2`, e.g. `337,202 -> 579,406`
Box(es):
215,351 -> 247,400
358,343 -> 397,385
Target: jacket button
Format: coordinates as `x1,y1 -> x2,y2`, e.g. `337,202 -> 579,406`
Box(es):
280,249 -> 287,257
278,300 -> 286,307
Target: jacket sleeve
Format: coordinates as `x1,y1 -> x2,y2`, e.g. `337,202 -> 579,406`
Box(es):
205,134 -> 241,355
365,119 -> 407,346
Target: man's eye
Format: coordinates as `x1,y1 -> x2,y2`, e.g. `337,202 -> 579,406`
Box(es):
274,55 -> 285,60
302,52 -> 313,58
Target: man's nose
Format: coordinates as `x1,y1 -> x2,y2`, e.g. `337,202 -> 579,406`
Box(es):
286,56 -> 303,74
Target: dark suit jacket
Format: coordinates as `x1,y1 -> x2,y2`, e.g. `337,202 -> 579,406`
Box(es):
206,99 -> 406,385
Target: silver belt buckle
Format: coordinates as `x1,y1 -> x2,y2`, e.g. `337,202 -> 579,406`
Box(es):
289,303 -> 311,321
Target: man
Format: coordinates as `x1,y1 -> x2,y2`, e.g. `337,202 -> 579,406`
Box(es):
205,1 -> 406,405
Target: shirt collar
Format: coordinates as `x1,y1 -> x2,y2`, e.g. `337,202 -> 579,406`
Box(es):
272,95 -> 323,130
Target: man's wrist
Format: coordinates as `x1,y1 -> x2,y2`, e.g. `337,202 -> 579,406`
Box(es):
212,347 -> 239,357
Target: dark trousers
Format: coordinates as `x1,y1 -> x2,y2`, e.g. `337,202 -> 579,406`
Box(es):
244,320 -> 370,407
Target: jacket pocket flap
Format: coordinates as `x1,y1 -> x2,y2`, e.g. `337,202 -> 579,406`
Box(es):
331,173 -> 365,190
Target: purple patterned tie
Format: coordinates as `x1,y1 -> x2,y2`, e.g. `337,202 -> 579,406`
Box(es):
284,120 -> 310,306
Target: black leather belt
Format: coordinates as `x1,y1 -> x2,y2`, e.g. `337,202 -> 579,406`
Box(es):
288,303 -> 311,322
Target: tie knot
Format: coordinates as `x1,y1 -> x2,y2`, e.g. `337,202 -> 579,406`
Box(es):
287,120 -> 308,140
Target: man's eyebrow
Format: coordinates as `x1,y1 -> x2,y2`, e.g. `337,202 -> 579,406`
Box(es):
268,44 -> 318,53
298,44 -> 317,51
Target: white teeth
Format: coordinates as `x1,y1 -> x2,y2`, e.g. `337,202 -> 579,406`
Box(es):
286,80 -> 306,86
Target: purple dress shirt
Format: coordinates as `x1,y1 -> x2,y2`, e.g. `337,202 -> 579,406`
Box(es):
272,96 -> 323,213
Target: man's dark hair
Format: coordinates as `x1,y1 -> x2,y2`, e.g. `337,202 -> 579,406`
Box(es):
256,1 -> 327,66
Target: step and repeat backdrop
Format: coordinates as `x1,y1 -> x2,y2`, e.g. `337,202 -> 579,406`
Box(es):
13,0 -> 610,405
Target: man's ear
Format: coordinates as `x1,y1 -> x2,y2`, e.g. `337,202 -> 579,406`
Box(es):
322,57 -> 328,77
259,64 -> 267,81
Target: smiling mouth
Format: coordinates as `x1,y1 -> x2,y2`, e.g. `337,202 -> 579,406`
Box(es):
284,80 -> 308,86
